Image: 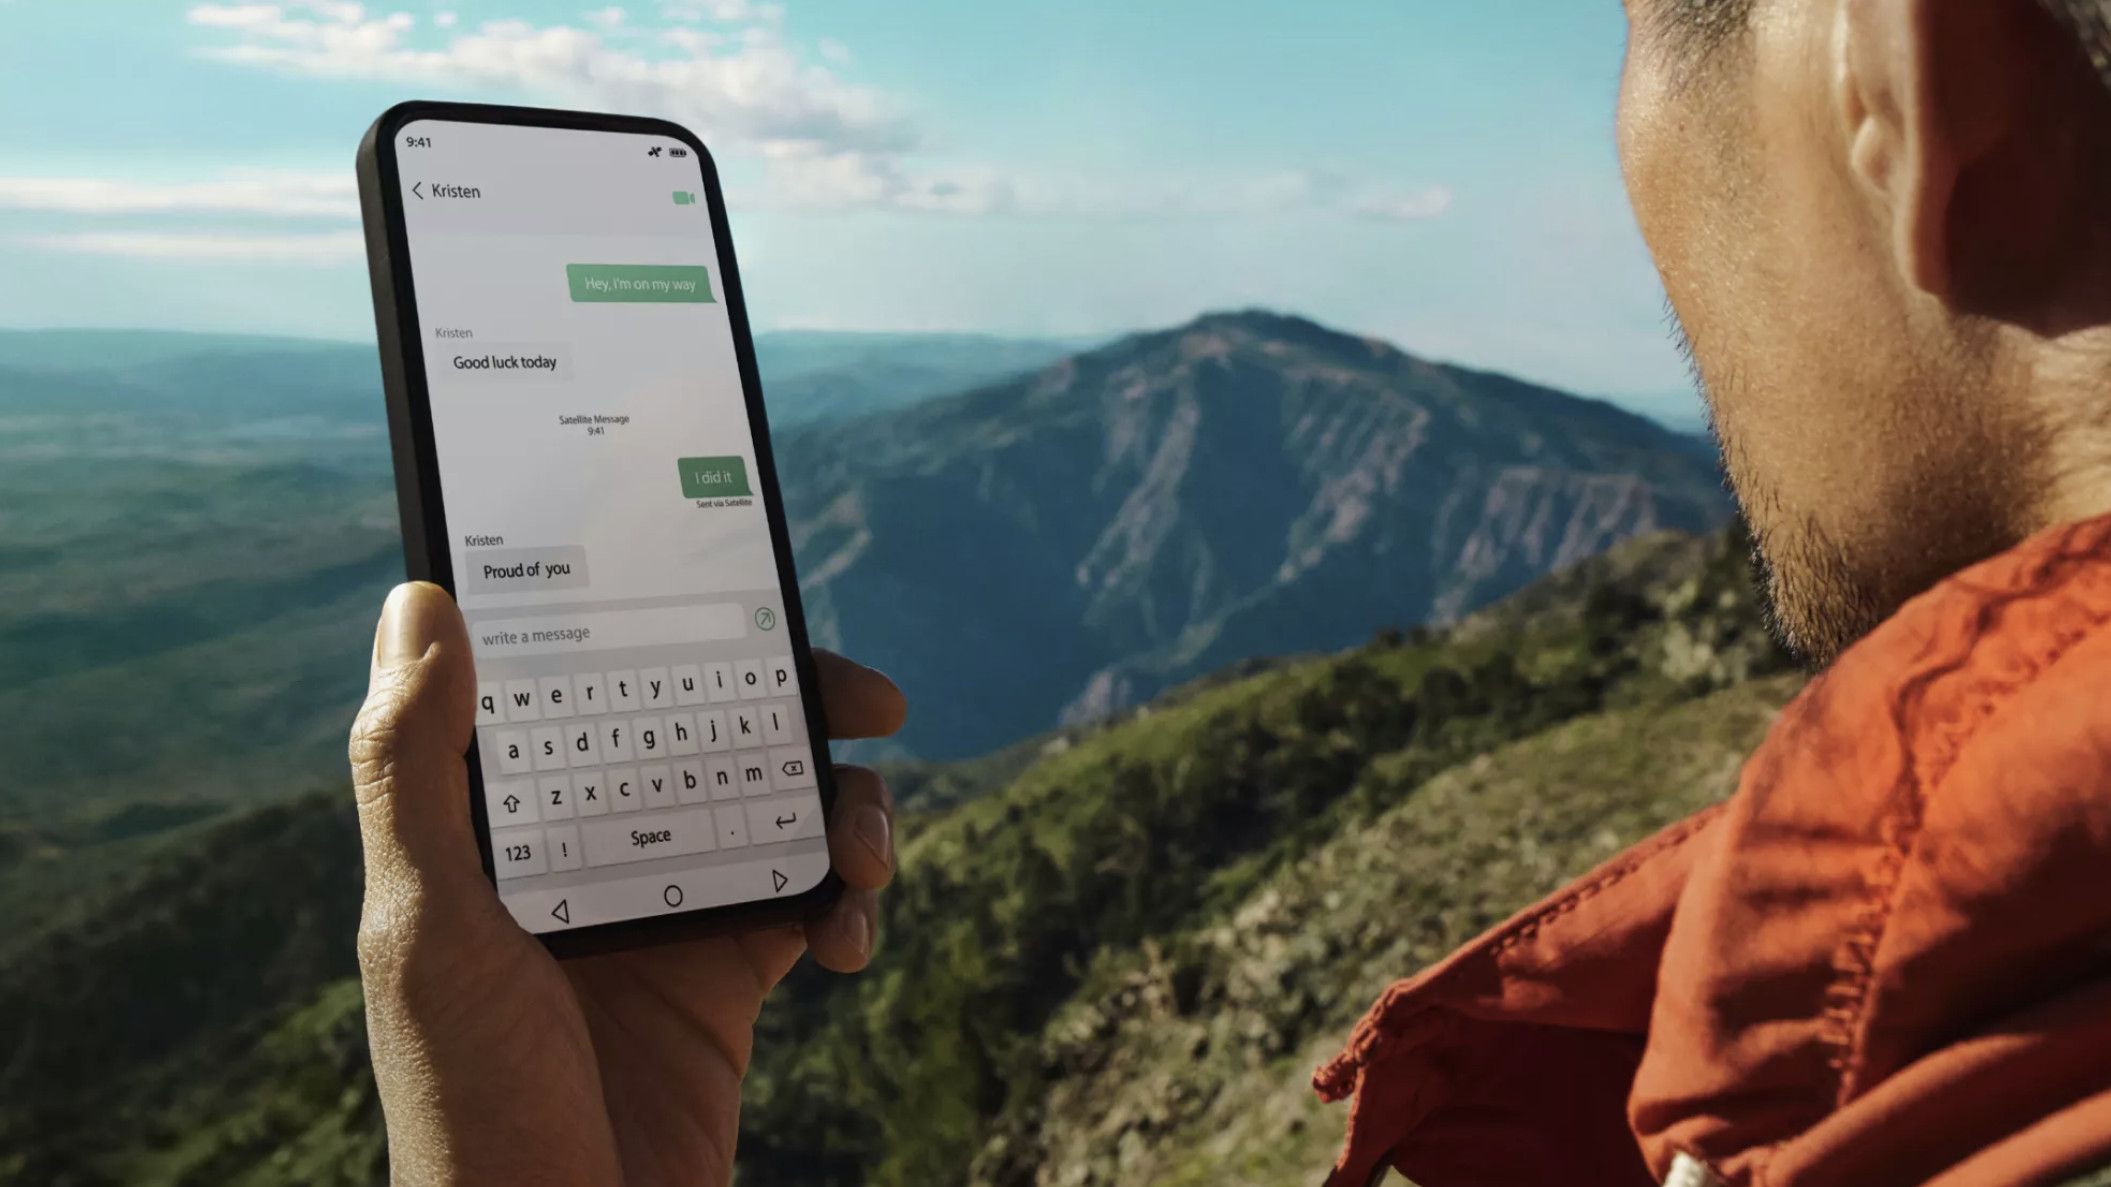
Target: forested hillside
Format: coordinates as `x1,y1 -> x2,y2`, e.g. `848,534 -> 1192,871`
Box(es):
0,526 -> 1796,1186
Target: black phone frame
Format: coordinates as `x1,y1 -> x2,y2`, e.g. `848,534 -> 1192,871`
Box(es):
356,100 -> 843,957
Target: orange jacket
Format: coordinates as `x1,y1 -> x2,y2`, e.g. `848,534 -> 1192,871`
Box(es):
1316,515 -> 2111,1187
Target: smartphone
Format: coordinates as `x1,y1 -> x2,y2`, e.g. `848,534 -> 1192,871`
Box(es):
356,101 -> 839,955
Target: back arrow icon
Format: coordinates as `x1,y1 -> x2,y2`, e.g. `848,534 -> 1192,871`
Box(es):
550,899 -> 570,924
412,181 -> 425,200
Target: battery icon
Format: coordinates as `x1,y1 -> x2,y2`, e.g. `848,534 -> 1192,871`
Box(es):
672,191 -> 696,206
669,147 -> 690,158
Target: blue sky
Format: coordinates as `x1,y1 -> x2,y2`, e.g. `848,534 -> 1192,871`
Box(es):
0,1 -> 1697,420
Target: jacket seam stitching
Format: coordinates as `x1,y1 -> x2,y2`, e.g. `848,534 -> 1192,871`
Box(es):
1319,803 -> 1727,1089
1485,803 -> 1725,960
1815,552 -> 2111,1114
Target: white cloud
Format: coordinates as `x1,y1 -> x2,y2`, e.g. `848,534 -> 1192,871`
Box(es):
1346,186 -> 1455,223
660,0 -> 781,24
752,153 -> 1453,224
297,1 -> 370,22
0,171 -> 358,218
19,230 -> 365,263
183,3 -> 914,157
1,2 -> 1451,267
177,4 -> 1449,224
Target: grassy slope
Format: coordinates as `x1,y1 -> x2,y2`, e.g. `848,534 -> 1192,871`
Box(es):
0,527 -> 1793,1187
0,793 -> 365,1187
739,528 -> 1788,1187
970,674 -> 1799,1187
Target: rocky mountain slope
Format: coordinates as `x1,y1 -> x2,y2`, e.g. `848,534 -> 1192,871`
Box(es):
781,310 -> 1730,759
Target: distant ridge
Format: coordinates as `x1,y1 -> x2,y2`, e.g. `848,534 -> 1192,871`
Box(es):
0,312 -> 1728,812
779,308 -> 1733,759
0,328 -> 365,373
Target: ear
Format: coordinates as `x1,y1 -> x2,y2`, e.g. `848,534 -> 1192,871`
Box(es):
1837,0 -> 2093,308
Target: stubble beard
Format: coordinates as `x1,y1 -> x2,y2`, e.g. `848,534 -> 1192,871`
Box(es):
1677,305 -> 1887,670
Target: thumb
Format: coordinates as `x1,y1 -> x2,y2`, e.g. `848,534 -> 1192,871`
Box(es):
350,582 -> 490,945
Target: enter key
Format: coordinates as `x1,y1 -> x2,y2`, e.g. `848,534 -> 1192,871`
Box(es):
745,795 -> 824,844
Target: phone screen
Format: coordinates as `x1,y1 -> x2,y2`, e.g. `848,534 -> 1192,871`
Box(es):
390,118 -> 829,935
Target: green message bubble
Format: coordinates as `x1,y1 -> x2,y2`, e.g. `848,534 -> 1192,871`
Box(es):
566,264 -> 716,303
678,455 -> 752,498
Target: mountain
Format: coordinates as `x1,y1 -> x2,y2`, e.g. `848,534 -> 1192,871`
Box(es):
0,524 -> 1798,1187
0,329 -> 352,375
0,314 -> 1724,825
753,330 -> 1090,428
783,310 -> 1731,759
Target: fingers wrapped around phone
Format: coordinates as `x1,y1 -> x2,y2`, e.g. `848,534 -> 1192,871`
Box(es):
812,650 -> 907,740
807,763 -> 893,971
808,888 -> 880,974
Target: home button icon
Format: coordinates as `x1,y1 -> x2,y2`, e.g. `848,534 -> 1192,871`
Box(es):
662,884 -> 684,909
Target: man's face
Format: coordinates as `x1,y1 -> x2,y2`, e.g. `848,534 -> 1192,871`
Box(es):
1617,0 -> 2038,663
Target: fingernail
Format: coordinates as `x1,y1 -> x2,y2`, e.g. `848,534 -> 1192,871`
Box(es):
374,584 -> 442,672
850,907 -> 873,958
855,805 -> 893,870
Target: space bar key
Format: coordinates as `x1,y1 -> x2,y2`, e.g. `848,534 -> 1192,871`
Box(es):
581,810 -> 718,867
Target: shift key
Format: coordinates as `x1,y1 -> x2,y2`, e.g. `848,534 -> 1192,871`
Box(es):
582,809 -> 717,867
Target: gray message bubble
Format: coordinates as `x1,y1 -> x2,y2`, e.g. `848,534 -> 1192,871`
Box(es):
464,545 -> 591,593
441,342 -> 574,381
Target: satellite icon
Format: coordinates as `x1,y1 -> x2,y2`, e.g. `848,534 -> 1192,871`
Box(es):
647,146 -> 663,158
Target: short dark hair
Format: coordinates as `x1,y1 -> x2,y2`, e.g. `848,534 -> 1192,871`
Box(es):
2041,1 -> 2111,92
1671,0 -> 2111,88
1665,0 -> 1755,52
1672,1 -> 2111,92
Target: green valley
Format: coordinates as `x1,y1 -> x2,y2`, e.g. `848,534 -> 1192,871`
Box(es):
0,326 -> 1085,828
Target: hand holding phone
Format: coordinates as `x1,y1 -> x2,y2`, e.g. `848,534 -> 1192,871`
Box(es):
357,101 -> 857,953
349,581 -> 902,1186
